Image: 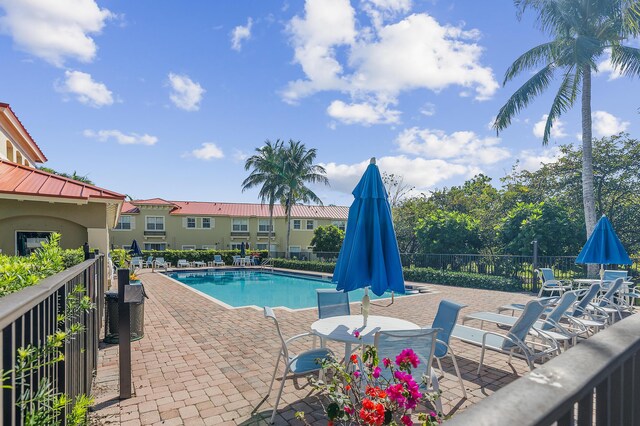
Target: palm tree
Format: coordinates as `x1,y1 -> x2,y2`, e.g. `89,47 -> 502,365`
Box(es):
242,140 -> 285,258
494,0 -> 640,244
280,140 -> 329,258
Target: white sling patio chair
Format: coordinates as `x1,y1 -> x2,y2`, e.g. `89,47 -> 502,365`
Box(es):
263,307 -> 333,424
374,328 -> 443,413
590,278 -> 625,322
177,259 -> 190,268
536,268 -> 573,297
452,300 -> 558,374
212,255 -> 225,266
153,257 -> 168,270
430,299 -> 467,399
314,289 -> 351,349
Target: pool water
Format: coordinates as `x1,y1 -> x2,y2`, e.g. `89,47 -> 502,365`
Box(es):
165,269 -> 399,309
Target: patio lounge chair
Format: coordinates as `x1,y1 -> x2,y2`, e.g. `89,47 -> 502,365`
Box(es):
143,256 -> 154,268
243,256 -> 252,266
263,307 -> 333,424
589,278 -> 625,322
430,300 -> 467,399
193,260 -> 206,267
153,257 -> 168,269
131,257 -> 143,269
462,291 -> 582,350
177,259 -> 190,268
210,254 -> 225,266
452,300 -> 558,374
374,328 -> 443,413
232,255 -> 241,266
536,268 -> 572,297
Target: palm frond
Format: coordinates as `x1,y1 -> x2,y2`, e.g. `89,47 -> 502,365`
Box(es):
503,42 -> 558,84
610,44 -> 640,77
541,67 -> 580,145
494,63 -> 556,133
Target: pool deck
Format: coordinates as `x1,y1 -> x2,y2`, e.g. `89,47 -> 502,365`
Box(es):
90,267 -> 534,425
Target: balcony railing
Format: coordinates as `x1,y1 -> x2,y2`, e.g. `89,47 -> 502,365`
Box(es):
445,314 -> 640,425
0,256 -> 105,424
256,231 -> 275,237
230,231 -> 250,237
144,230 -> 166,237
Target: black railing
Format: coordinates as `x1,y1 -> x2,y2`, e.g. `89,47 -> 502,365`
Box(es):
266,251 -> 640,291
445,314 -> 640,425
0,255 -> 105,425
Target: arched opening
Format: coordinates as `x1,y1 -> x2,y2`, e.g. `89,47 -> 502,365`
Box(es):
5,140 -> 13,162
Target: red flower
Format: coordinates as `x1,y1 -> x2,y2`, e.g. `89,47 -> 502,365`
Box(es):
328,421 -> 334,426
382,357 -> 391,368
345,384 -> 351,392
365,386 -> 387,399
350,354 -> 359,364
359,398 -> 386,426
401,414 -> 413,426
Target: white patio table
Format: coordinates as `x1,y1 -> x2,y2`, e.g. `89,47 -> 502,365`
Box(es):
311,315 -> 420,364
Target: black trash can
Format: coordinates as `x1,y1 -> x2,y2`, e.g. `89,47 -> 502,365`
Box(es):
104,287 -> 145,343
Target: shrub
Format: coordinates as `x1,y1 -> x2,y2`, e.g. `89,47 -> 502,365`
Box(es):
269,259 -> 523,292
142,249 -> 269,266
62,248 -> 85,269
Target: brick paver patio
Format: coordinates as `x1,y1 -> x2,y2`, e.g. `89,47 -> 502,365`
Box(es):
90,269 -> 535,425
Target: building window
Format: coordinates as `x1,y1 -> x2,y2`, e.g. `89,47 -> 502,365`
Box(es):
202,245 -> 215,249
5,141 -> 13,162
186,217 -> 196,228
115,215 -> 132,230
16,151 -> 22,164
306,220 -> 315,230
256,243 -> 268,250
182,245 -> 196,250
122,245 -> 132,251
258,219 -> 273,232
332,220 -> 346,232
230,243 -> 244,250
202,218 -> 212,229
292,219 -> 301,230
146,216 -> 164,231
144,243 -> 166,251
232,218 -> 248,232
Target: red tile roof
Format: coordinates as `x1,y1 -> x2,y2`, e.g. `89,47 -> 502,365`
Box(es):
0,160 -> 125,201
125,199 -> 349,219
0,103 -> 47,163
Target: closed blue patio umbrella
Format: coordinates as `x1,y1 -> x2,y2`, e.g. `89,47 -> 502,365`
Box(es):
130,240 -> 143,257
333,158 -> 405,325
576,215 -> 631,279
240,241 -> 246,257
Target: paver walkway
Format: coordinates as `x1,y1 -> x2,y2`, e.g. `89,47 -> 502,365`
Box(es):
90,269 -> 535,425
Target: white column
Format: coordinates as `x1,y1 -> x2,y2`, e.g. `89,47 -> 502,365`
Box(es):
87,228 -> 111,289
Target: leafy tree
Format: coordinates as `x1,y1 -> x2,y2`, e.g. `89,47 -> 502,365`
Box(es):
279,140 -> 329,258
38,167 -> 94,185
392,195 -> 433,253
311,225 -> 345,253
494,0 -> 640,247
498,201 -> 583,256
415,210 -> 482,254
242,140 -> 285,256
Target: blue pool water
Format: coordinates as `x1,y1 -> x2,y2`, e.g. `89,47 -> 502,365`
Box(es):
165,269 -> 399,309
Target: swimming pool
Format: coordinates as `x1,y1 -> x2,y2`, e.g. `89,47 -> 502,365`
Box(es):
165,269 -> 399,309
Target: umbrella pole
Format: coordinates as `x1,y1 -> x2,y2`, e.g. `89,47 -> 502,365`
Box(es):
362,287 -> 370,327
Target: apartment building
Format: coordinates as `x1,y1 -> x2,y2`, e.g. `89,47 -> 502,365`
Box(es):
110,198 -> 349,254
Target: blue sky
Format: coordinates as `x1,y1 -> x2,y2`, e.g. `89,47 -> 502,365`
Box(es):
0,0 -> 636,206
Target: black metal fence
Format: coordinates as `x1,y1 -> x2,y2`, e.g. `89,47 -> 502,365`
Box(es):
269,251 -> 640,291
0,255 -> 105,425
445,313 -> 640,425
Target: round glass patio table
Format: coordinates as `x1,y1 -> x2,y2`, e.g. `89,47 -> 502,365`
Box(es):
311,315 -> 420,364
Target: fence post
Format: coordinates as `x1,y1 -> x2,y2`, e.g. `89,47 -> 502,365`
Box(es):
117,269 -> 132,399
532,240 -> 539,293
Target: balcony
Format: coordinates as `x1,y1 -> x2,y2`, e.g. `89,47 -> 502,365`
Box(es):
230,231 -> 250,237
144,230 -> 166,237
257,232 -> 275,238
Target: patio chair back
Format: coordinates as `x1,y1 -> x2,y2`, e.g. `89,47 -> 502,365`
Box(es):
431,299 -> 466,358
374,328 -> 439,387
603,270 -> 629,282
214,255 -> 223,262
502,300 -> 545,350
264,307 -> 288,356
571,283 -> 601,317
599,278 -> 624,307
541,291 -> 579,330
317,289 -> 350,319
538,268 -> 556,283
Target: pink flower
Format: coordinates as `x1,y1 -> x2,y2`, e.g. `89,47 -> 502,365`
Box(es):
353,370 -> 361,379
344,406 -> 354,415
382,358 -> 391,368
372,366 -> 381,379
395,348 -> 420,370
353,330 -> 360,338
386,383 -> 407,407
401,414 -> 413,426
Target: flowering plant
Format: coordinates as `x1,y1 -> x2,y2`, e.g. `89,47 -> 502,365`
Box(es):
296,346 -> 444,426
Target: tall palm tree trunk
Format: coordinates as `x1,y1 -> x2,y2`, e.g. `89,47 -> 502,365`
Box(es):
581,65 -> 599,277
285,194 -> 292,259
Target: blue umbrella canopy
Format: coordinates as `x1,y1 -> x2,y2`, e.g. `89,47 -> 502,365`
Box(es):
240,241 -> 246,257
576,215 -> 631,265
130,240 -> 143,257
333,158 -> 405,296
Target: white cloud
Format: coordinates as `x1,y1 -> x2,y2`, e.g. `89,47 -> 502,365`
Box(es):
322,155 -> 468,195
230,17 -> 253,51
395,127 -> 510,165
517,147 -> 562,172
420,102 -> 435,117
168,73 -> 205,111
533,114 -> 567,139
57,70 -> 113,107
327,99 -> 400,125
187,143 -> 224,160
283,3 -> 498,114
233,149 -> 248,162
83,129 -> 157,146
0,0 -> 112,67
592,110 -> 629,137
597,49 -> 623,81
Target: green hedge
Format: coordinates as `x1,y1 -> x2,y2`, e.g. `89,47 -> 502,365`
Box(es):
140,249 -> 268,266
270,259 -> 523,292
